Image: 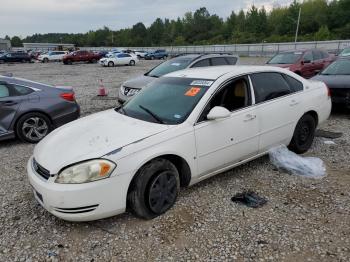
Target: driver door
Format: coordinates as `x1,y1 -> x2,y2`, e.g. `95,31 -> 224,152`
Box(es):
194,76 -> 259,176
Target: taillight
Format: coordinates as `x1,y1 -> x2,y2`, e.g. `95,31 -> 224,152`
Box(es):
60,92 -> 75,101
326,85 -> 331,98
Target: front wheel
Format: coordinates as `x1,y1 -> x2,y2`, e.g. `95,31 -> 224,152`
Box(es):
43,58 -> 49,63
108,61 -> 114,67
16,113 -> 52,143
288,114 -> 316,154
128,158 -> 180,219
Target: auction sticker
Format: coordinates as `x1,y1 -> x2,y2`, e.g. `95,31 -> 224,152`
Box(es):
190,80 -> 214,86
185,87 -> 201,97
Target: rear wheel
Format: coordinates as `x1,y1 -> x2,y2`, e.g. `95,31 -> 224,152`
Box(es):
129,60 -> 135,66
108,61 -> 114,67
288,114 -> 316,154
16,112 -> 52,143
43,58 -> 49,63
91,58 -> 97,63
128,158 -> 180,219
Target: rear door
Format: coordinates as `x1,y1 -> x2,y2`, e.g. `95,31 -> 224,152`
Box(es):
250,72 -> 303,152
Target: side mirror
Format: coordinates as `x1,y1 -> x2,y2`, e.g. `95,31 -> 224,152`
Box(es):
303,59 -> 311,64
207,106 -> 230,120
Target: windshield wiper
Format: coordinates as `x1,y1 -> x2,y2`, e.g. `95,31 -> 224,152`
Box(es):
139,105 -> 164,124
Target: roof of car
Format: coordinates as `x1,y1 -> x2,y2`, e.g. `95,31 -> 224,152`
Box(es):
165,65 -> 289,80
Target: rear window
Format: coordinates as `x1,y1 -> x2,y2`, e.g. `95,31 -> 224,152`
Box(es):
211,57 -> 228,66
225,57 -> 238,65
282,74 -> 303,92
267,52 -> 302,64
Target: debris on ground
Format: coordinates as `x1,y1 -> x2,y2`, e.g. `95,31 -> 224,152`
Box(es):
324,140 -> 336,145
231,191 -> 268,208
269,145 -> 326,178
315,129 -> 343,139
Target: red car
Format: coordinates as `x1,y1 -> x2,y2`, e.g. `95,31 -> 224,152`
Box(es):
267,49 -> 335,78
62,50 -> 102,65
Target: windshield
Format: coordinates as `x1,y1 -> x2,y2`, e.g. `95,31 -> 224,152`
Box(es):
146,57 -> 193,77
118,77 -> 212,124
321,59 -> 350,75
267,52 -> 302,64
340,48 -> 350,57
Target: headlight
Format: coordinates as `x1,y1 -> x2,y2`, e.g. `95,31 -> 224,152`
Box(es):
55,159 -> 116,184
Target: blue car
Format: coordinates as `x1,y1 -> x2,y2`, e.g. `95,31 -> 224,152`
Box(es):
145,49 -> 168,60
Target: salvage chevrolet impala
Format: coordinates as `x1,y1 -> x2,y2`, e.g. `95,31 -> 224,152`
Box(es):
27,66 -> 331,221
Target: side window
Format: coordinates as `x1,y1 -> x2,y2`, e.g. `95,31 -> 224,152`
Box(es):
198,76 -> 251,122
225,57 -> 238,65
313,50 -> 322,61
0,84 -> 10,98
303,52 -> 313,62
282,74 -> 303,92
211,57 -> 228,66
321,51 -> 329,59
191,59 -> 210,68
250,72 -> 292,103
12,84 -> 34,95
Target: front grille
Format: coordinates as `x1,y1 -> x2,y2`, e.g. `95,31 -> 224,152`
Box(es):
53,204 -> 99,214
33,159 -> 51,180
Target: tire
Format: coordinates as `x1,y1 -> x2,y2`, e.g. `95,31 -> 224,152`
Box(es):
128,158 -> 180,219
151,56 -> 155,60
22,59 -> 26,63
64,60 -> 72,65
91,59 -> 97,63
16,112 -> 52,143
108,61 -> 114,67
129,60 -> 135,66
288,114 -> 316,154
43,58 -> 49,63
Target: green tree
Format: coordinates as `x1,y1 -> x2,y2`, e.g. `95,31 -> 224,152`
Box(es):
11,36 -> 23,47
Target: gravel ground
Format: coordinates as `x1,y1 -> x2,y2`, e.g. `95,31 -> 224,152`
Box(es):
0,58 -> 349,261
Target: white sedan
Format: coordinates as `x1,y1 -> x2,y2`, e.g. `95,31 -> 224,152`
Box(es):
38,51 -> 68,63
27,66 -> 331,221
99,53 -> 138,67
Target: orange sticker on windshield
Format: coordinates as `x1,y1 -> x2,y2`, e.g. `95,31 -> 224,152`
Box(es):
185,87 -> 201,97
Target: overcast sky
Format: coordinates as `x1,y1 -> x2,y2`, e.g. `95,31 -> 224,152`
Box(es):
1,0 -> 292,38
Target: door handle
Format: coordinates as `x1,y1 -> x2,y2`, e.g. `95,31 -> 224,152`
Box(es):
1,101 -> 18,106
289,100 -> 299,106
244,114 -> 256,122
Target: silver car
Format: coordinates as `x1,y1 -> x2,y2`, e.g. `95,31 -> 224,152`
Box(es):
118,54 -> 239,103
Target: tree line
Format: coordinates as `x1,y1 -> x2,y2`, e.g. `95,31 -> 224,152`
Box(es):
6,0 -> 350,48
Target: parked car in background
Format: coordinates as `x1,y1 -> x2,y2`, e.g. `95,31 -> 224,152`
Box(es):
99,53 -> 138,67
312,57 -> 350,109
0,75 -> 80,143
338,47 -> 350,58
97,50 -> 109,58
135,50 -> 148,58
144,49 -> 168,60
38,51 -> 68,63
118,53 -> 239,103
62,51 -> 102,65
267,49 -> 335,78
0,52 -> 32,63
29,51 -> 43,60
27,66 -> 331,221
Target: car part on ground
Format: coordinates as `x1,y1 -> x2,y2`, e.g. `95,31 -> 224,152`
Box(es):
27,65 -> 331,221
231,191 -> 267,208
0,75 -> 80,143
267,49 -> 335,78
315,129 -> 343,139
118,53 -> 240,103
269,145 -> 326,178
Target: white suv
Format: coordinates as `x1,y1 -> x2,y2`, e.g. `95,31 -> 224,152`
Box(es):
38,51 -> 68,63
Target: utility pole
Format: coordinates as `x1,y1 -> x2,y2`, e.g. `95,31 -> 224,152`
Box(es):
294,7 -> 301,43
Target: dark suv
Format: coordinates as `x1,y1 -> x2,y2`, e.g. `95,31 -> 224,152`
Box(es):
0,52 -> 32,63
267,49 -> 335,78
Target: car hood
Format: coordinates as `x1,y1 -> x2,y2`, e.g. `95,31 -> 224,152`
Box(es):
312,75 -> 350,89
123,74 -> 155,89
34,109 -> 169,173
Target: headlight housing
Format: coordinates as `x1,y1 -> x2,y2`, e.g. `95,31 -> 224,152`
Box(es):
55,159 -> 116,184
